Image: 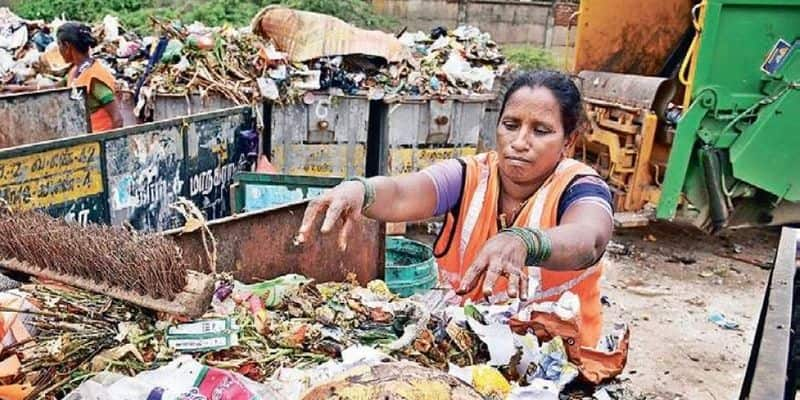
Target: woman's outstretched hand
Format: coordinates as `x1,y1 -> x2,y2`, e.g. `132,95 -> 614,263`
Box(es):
296,181 -> 365,251
456,231 -> 529,301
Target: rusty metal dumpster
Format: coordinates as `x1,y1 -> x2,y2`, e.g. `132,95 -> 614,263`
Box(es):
151,93 -> 238,122
0,88 -> 89,149
169,200 -> 386,285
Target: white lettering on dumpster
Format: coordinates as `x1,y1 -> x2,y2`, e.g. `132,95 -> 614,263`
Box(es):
189,163 -> 237,197
64,209 -> 91,227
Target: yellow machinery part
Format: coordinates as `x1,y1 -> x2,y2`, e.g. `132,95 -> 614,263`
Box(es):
679,1 -> 707,109
571,0 -> 695,219
625,112 -> 660,210
578,95 -> 668,213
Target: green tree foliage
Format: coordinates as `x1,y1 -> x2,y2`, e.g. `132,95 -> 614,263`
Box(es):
503,45 -> 560,71
11,0 -> 396,33
276,0 -> 395,29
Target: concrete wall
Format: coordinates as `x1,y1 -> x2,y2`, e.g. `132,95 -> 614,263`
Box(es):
371,0 -> 578,46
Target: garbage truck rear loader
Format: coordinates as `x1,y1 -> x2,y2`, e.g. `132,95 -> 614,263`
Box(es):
572,0 -> 800,231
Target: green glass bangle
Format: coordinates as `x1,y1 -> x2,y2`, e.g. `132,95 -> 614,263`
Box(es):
527,228 -> 552,263
541,234 -> 552,261
522,229 -> 536,250
347,176 -> 376,211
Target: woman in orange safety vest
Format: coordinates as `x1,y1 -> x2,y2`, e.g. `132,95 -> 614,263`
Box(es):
296,71 -> 614,347
58,22 -> 123,132
1,22 -> 122,133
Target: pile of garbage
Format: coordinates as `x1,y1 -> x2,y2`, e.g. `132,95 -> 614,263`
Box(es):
0,270 -> 628,399
0,8 -> 59,89
0,6 -> 507,113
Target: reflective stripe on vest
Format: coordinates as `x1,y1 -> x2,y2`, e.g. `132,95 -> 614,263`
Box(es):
524,158 -> 584,299
527,263 -> 601,303
459,154 -> 491,259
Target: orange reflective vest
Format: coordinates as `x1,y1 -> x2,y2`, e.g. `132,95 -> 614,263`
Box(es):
67,60 -> 117,133
434,151 -> 604,347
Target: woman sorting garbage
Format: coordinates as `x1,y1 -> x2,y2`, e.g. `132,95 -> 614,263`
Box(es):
1,22 -> 122,132
297,70 -> 614,347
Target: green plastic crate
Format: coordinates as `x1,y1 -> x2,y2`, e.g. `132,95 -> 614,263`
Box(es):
385,236 -> 437,297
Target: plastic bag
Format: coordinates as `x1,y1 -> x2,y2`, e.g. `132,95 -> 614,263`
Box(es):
0,24 -> 26,50
0,49 -> 13,75
187,34 -> 215,50
244,274 -> 310,307
441,53 -> 496,90
103,15 -> 120,42
65,356 -> 281,400
161,39 -> 183,64
510,303 -> 630,385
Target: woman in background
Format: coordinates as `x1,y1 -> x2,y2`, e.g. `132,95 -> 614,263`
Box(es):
1,22 -> 122,132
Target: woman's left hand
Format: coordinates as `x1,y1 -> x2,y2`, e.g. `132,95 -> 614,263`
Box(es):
456,232 -> 529,301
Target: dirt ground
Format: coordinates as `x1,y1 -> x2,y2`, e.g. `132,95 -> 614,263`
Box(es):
601,222 -> 778,400
410,222 -> 779,399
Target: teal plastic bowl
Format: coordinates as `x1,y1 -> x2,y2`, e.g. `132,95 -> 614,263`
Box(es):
387,273 -> 438,298
385,237 -> 437,297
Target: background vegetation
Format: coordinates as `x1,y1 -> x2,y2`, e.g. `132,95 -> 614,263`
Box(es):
503,45 -> 561,71
10,0 -> 398,33
9,0 -> 562,71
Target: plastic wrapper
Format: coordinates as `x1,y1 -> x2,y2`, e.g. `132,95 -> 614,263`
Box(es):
64,356 -> 281,400
244,274 -> 311,307
511,292 -> 631,385
0,21 -> 26,50
533,337 -> 580,388
0,49 -> 13,75
102,15 -> 120,42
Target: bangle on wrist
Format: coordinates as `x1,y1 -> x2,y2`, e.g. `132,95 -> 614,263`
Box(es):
500,227 -> 536,264
347,176 -> 376,211
527,227 -> 552,264
500,227 -> 552,265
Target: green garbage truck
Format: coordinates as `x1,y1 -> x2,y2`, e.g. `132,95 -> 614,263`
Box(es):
571,0 -> 799,232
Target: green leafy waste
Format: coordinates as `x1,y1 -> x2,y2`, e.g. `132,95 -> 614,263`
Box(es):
10,0 -> 397,34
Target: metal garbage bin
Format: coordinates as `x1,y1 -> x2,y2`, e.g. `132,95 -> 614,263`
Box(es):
231,172 -> 341,213
152,93 -> 238,121
0,88 -> 89,148
377,94 -> 496,176
268,92 -> 370,178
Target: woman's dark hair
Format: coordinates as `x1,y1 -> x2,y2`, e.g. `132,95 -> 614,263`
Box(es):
56,22 -> 98,54
498,70 -> 584,136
